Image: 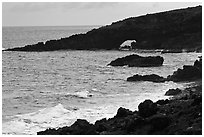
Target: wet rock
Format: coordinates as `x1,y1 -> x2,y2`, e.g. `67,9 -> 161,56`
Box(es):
138,100 -> 158,118
38,119 -> 97,135
165,88 -> 182,96
67,119 -> 97,135
115,107 -> 133,118
108,54 -> 164,67
127,74 -> 166,82
38,128 -> 65,135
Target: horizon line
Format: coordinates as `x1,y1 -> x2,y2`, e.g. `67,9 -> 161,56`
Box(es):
2,25 -> 103,27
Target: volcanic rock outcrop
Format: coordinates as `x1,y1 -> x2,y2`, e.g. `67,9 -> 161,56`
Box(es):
127,57 -> 202,82
108,54 -> 164,67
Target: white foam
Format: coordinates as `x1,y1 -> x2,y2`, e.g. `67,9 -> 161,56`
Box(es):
2,103 -> 118,135
2,104 -> 75,135
66,89 -> 93,98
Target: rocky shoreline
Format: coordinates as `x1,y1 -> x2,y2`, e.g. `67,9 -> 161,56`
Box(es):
37,58 -> 202,135
37,82 -> 202,135
127,57 -> 202,82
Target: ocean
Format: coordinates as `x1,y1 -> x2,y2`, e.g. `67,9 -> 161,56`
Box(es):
2,26 -> 201,135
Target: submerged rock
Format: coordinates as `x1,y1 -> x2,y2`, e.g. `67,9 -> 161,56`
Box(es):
127,74 -> 166,82
108,54 -> 164,67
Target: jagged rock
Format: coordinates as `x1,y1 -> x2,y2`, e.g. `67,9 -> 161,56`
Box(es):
167,65 -> 202,82
38,119 -> 97,135
127,57 -> 202,83
115,107 -> 133,118
37,84 -> 202,135
165,88 -> 182,96
138,100 -> 158,118
127,74 -> 166,82
37,128 -> 65,135
108,54 -> 164,67
95,118 -> 108,132
67,119 -> 97,135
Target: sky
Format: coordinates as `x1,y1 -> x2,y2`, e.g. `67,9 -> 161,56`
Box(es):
2,2 -> 201,26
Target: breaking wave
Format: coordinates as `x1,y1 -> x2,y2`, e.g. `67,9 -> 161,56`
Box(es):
2,103 -> 117,135
65,89 -> 94,99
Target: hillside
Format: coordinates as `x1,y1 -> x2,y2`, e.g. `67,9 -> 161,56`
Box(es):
6,5 -> 202,51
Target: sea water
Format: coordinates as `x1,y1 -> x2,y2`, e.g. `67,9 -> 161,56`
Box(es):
2,26 -> 201,135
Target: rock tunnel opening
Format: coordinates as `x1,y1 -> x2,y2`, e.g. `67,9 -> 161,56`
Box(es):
119,40 -> 137,50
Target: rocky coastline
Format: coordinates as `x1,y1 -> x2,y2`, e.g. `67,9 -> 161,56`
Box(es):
127,57 -> 202,82
37,58 -> 202,135
5,6 -> 202,52
37,82 -> 202,135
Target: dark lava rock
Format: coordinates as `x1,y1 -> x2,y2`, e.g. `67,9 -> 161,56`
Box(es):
38,128 -> 65,135
155,99 -> 169,105
38,119 -> 97,135
165,88 -> 182,96
167,65 -> 202,82
125,116 -> 145,132
68,119 -> 97,135
108,54 -> 164,67
127,57 -> 202,83
147,114 -> 171,132
127,74 -> 166,82
115,107 -> 133,118
95,118 -> 108,132
138,100 -> 158,118
166,57 -> 202,82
